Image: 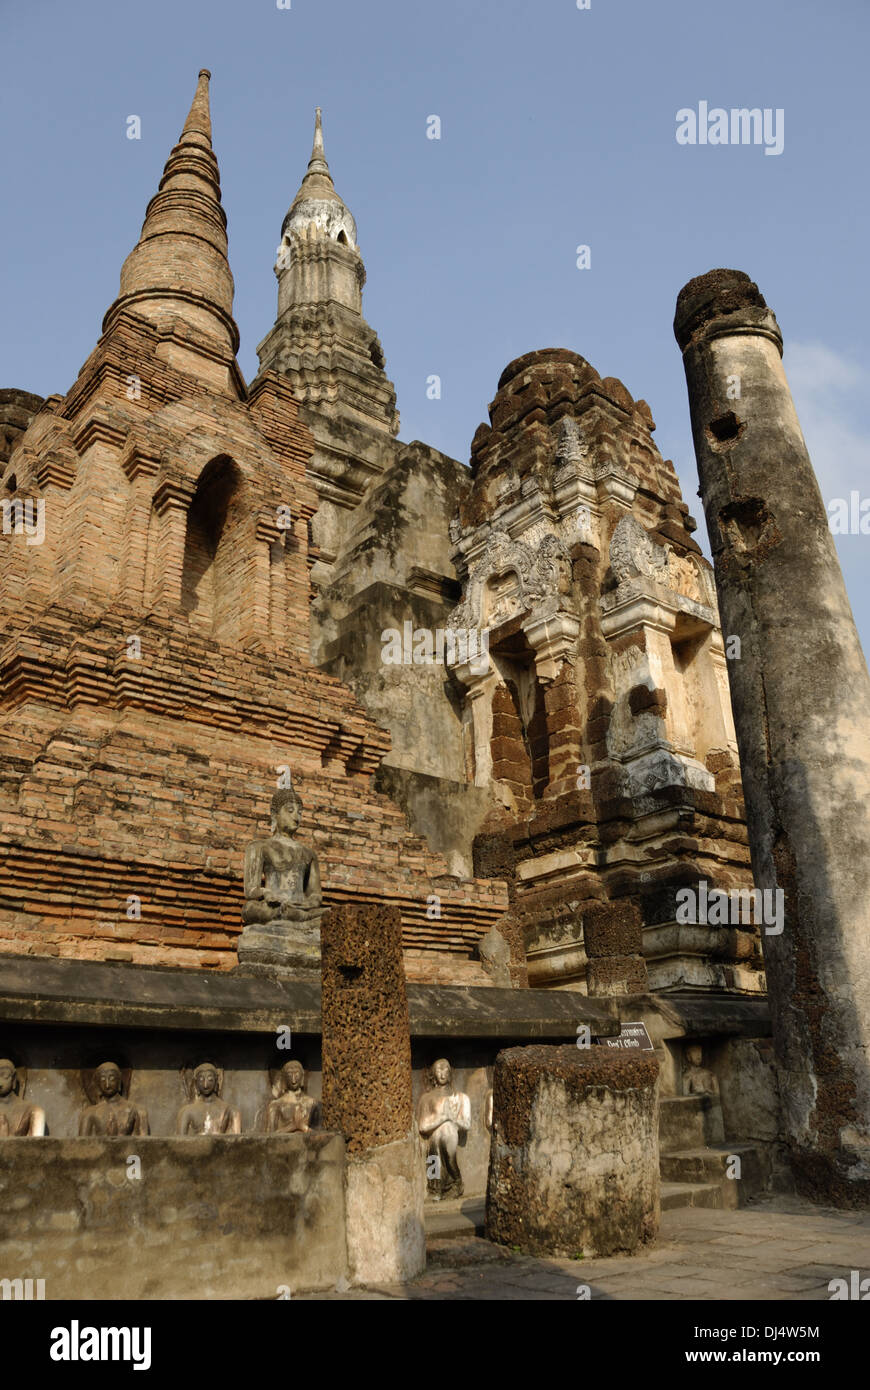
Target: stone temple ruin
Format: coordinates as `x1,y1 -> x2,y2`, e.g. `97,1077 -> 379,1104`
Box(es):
1,72 -> 869,1296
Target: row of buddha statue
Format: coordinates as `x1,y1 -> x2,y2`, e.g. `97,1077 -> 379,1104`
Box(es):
0,1058 -> 317,1137
1,1051 -> 479,1200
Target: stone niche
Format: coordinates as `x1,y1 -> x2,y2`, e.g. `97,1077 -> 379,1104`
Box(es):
0,1034 -> 543,1203
411,1049 -> 494,1198
0,1134 -> 347,1300
0,1028 -> 327,1140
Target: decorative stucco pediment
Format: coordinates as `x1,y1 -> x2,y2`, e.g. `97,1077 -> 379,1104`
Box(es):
609,515 -> 670,586
448,529 -> 572,631
601,515 -> 721,635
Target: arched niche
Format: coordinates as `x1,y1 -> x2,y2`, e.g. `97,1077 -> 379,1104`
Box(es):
181,455 -> 247,642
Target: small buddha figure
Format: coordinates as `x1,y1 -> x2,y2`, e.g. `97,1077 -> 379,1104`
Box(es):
0,1058 -> 45,1137
259,1060 -> 318,1134
238,786 -> 323,973
177,1063 -> 241,1135
78,1061 -> 149,1136
417,1058 -> 471,1201
484,1088 -> 493,1133
683,1042 -> 719,1096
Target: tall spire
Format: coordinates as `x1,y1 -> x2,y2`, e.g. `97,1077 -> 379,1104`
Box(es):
257,106 -> 399,446
103,69 -> 239,354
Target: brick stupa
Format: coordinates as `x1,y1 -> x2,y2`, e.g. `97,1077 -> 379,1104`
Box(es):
0,72 -> 506,977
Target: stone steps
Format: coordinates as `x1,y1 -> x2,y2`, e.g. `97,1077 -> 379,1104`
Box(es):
661,1181 -> 726,1211
424,1197 -> 486,1241
661,1143 -> 767,1188
659,1095 -> 771,1212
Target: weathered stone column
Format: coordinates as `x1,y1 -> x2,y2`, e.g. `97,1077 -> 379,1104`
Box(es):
674,268 -> 870,1204
320,903 -> 425,1282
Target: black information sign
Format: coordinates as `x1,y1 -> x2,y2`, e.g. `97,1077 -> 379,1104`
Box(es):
597,1020 -> 655,1051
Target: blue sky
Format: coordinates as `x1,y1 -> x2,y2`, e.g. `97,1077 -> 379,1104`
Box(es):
2,0 -> 868,648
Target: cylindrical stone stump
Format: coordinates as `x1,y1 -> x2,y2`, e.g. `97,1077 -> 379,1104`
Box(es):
486,1045 -> 660,1258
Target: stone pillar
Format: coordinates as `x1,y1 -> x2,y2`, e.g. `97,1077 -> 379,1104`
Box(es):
320,903 -> 425,1283
584,900 -> 648,996
486,1045 -> 659,1257
674,268 -> 870,1204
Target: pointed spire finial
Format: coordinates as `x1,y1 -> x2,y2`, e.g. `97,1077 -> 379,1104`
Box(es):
180,67 -> 212,145
307,106 -> 331,180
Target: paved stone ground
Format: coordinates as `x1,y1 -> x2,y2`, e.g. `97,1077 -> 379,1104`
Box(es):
296,1195 -> 870,1300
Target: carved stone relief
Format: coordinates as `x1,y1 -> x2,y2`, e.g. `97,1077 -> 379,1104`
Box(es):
609,515 -> 671,588
448,529 -> 573,635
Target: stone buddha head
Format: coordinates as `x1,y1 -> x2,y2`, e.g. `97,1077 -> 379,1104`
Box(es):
430,1058 -> 452,1089
280,1059 -> 305,1094
0,1059 -> 19,1098
271,787 -> 303,836
95,1062 -> 123,1100
193,1063 -> 220,1098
